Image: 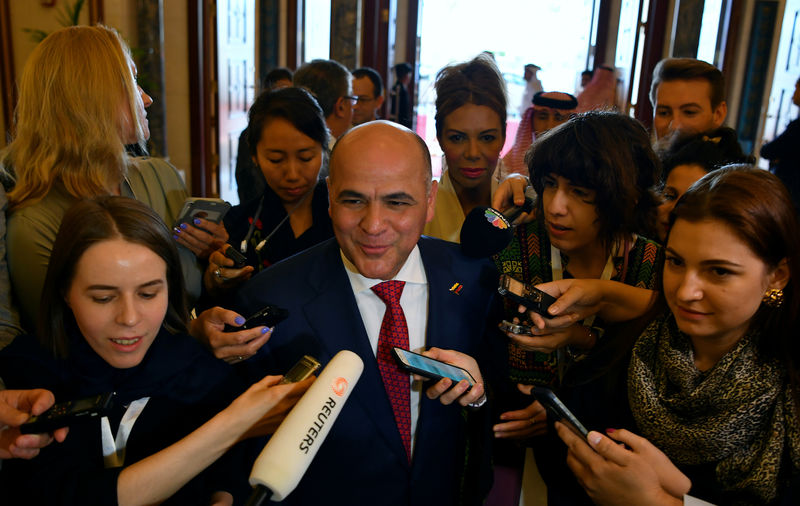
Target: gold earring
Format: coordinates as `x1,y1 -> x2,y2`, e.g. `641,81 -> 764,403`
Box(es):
762,288 -> 784,308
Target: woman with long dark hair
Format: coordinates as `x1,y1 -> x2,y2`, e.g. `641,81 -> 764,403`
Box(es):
487,111 -> 663,505
543,167 -> 800,504
0,197 -> 309,505
205,87 -> 333,293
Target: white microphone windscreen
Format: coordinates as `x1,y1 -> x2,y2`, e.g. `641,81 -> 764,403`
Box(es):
249,350 -> 364,500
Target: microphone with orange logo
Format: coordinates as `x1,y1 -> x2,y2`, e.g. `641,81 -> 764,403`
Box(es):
245,350 -> 364,505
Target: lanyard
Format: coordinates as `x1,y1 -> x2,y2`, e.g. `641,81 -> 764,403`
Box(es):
240,196 -> 265,253
101,397 -> 150,468
550,245 -> 614,381
240,190 -> 313,254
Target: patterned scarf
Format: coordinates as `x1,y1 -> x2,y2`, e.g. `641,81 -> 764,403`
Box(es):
629,313 -> 800,503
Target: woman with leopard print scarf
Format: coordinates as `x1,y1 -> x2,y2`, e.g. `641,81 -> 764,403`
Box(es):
532,167 -> 800,505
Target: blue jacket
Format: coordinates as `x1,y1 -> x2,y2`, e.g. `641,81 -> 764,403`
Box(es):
235,236 -> 504,506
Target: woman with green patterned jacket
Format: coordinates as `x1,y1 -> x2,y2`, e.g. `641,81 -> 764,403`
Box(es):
486,111 -> 663,505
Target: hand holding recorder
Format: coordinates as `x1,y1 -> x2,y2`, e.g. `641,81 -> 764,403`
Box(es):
204,244 -> 255,294
0,389 -> 69,459
493,385 -> 548,439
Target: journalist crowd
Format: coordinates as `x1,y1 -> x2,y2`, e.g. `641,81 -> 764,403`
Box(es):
0,23 -> 799,506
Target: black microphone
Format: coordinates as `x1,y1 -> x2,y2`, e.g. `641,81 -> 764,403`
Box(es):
245,350 -> 364,506
460,197 -> 533,258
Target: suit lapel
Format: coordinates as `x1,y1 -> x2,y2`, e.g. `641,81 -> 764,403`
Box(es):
414,239 -> 479,481
420,238 -> 463,351
302,241 -> 410,465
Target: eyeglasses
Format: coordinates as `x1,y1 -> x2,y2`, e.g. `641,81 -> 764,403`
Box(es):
344,95 -> 375,105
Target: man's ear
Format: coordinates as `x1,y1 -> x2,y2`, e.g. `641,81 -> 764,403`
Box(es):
334,96 -> 348,118
712,101 -> 727,128
425,180 -> 439,224
375,95 -> 385,110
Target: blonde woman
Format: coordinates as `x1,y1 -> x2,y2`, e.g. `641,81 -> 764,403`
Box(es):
3,25 -> 224,327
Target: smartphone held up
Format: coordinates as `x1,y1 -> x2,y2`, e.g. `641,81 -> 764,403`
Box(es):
497,274 -> 557,317
391,347 -> 475,386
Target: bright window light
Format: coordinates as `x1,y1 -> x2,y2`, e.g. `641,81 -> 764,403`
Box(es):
697,0 -> 723,64
304,0 -> 331,62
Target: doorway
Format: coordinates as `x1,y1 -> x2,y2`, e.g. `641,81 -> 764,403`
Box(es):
216,0 -> 256,205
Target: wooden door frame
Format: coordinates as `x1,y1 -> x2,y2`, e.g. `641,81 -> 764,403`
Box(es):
634,0 -> 670,129
286,0 -> 303,70
361,0 -> 391,117
188,0 -> 217,197
404,0 -> 419,125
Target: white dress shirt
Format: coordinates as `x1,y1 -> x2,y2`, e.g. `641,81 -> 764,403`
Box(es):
341,246 -> 428,456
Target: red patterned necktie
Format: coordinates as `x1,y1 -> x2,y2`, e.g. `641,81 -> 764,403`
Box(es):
371,280 -> 411,461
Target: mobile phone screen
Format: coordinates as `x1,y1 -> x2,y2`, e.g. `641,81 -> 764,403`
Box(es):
504,276 -> 527,297
392,348 -> 475,385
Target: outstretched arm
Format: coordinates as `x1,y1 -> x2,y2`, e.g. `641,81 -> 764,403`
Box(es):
533,278 -> 657,325
117,375 -> 312,506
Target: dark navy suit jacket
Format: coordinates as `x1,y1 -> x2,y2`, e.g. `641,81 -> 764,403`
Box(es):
235,237 -> 503,506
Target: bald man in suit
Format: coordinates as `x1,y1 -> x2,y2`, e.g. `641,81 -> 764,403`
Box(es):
235,121 -> 503,505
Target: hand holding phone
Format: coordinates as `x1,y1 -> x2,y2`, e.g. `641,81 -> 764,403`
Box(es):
175,198 -> 231,227
19,393 -> 114,434
499,319 -> 532,336
224,246 -> 247,268
498,274 -> 558,316
224,305 -> 289,333
392,347 -> 475,386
